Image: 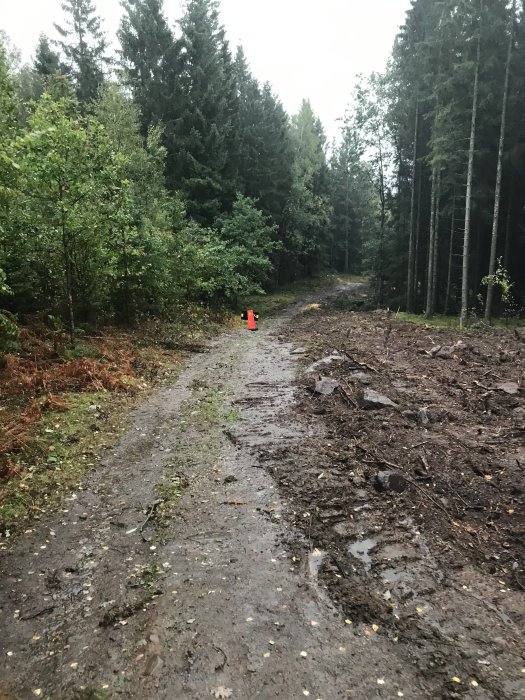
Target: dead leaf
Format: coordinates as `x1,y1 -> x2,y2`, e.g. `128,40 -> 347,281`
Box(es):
212,687 -> 233,699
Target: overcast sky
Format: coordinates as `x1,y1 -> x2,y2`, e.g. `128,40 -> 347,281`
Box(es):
1,0 -> 411,141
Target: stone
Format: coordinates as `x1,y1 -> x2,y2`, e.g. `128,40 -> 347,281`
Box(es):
417,407 -> 430,426
496,381 -> 520,395
314,376 -> 340,396
430,343 -> 462,359
144,654 -> 164,676
306,352 -> 349,373
358,388 -> 398,410
348,371 -> 370,384
375,471 -> 407,493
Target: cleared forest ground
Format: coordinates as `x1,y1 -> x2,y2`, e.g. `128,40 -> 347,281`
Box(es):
272,287 -> 525,698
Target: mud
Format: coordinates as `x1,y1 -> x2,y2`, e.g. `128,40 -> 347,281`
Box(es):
0,283 -> 524,699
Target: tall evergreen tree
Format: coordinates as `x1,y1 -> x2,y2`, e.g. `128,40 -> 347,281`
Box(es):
329,126 -> 376,275
34,35 -> 62,77
54,0 -> 109,104
281,100 -> 331,280
231,52 -> 293,227
118,0 -> 175,132
167,0 -> 234,224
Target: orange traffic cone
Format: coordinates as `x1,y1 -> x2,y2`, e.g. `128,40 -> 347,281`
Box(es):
247,309 -> 258,331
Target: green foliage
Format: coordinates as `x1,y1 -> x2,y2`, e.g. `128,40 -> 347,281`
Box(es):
165,0 -> 235,225
481,260 -> 513,304
95,84 -> 176,321
281,100 -> 332,280
329,126 -> 377,275
54,0 -> 109,104
217,193 -> 279,292
118,0 -> 174,133
0,309 -> 19,352
5,92 -> 118,328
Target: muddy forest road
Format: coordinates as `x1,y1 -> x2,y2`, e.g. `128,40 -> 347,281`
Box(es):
1,284 -> 524,700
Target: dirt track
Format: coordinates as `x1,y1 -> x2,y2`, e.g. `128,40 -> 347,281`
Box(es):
0,284 -> 524,699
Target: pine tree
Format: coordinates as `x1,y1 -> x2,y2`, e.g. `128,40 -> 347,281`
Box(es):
352,73 -> 394,304
118,0 -> 175,132
54,0 -> 109,104
281,100 -> 331,280
329,126 -> 376,275
231,59 -> 293,229
166,0 -> 234,224
34,35 -> 62,77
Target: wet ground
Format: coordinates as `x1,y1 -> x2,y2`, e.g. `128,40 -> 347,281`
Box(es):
0,284 -> 524,699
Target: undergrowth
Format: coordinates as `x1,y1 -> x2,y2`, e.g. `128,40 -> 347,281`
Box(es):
0,305 -> 231,536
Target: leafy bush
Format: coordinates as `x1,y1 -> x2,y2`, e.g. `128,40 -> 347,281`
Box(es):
0,309 -> 19,353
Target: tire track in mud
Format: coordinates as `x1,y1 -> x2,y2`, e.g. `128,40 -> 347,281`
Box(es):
1,287 -> 427,699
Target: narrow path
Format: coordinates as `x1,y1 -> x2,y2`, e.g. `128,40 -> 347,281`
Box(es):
1,289 -> 422,699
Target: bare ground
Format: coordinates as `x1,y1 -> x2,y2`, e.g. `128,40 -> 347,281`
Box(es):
0,283 -> 524,700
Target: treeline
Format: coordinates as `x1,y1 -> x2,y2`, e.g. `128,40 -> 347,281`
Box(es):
351,0 -> 525,324
3,0 -> 517,344
0,0 -> 378,349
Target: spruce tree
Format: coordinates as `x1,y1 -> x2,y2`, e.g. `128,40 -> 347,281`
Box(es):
54,0 -> 109,104
167,0 -> 234,224
118,0 -> 175,132
34,35 -> 62,77
282,100 -> 332,280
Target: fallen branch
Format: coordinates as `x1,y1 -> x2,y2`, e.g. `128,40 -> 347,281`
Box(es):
140,499 -> 163,533
20,605 -> 55,621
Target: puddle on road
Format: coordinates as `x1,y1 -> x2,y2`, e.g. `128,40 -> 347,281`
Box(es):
348,537 -> 378,571
308,548 -> 326,579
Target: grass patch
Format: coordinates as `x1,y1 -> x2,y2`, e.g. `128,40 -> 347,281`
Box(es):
335,273 -> 367,284
156,473 -> 186,506
395,311 -> 525,329
394,312 -> 462,328
72,691 -> 112,700
240,291 -> 296,317
0,391 -> 130,533
188,380 -> 240,428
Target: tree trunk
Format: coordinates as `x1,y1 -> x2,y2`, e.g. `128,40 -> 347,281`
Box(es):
503,181 -> 513,270
406,90 -> 419,312
431,170 -> 441,313
414,166 -> 423,308
425,167 -> 437,317
460,0 -> 483,330
344,171 -> 350,274
376,138 -> 386,308
444,191 -> 456,315
484,0 -> 515,324
59,184 -> 75,347
62,224 -> 75,348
